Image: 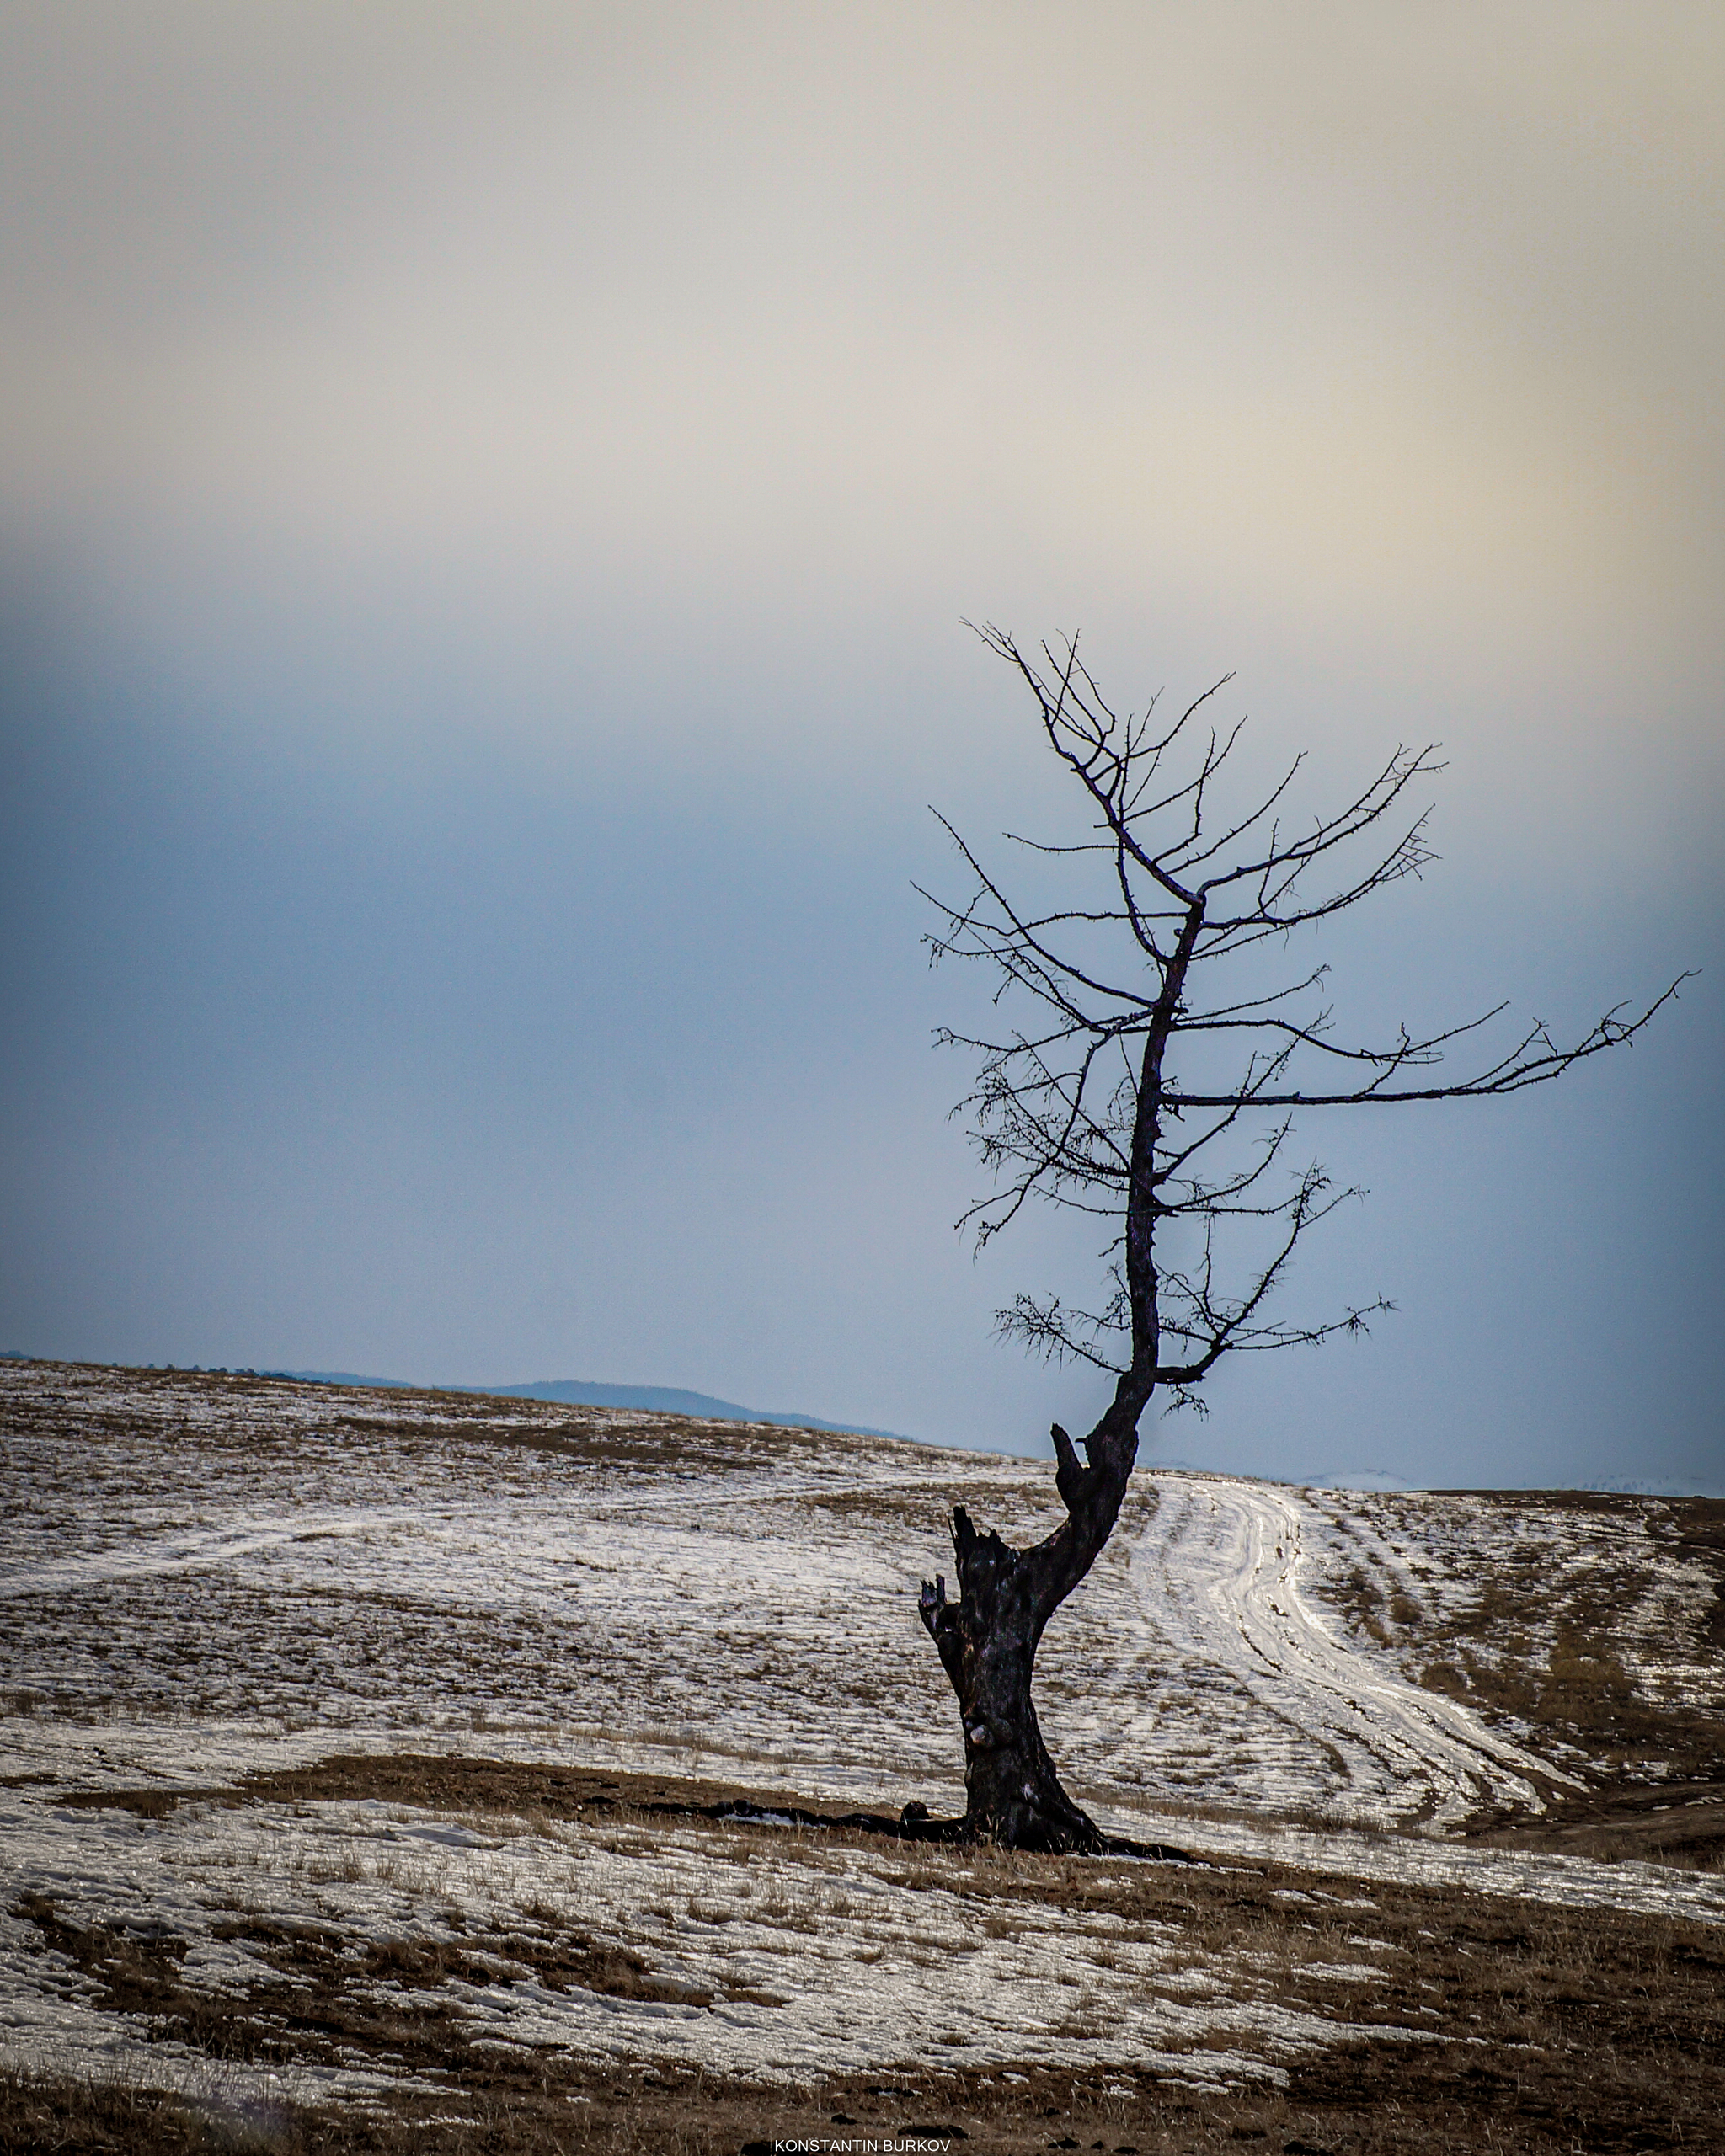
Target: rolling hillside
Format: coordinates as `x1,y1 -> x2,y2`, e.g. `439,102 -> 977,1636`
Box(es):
3,1361 -> 1722,2153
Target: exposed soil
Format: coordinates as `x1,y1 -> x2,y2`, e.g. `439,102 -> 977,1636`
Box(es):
1463,1775 -> 1725,1868
8,1364 -> 1724,2152
55,1754 -> 1195,1862
1306,1486 -> 1725,1818
6,1762 -> 1724,2153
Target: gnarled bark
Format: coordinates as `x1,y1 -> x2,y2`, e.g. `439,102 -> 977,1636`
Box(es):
918,1417 -> 1138,1850
913,625 -> 1680,1853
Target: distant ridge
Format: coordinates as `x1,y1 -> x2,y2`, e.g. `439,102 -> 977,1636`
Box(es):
1583,1474 -> 1725,1501
282,1369 -> 416,1390
1301,1468 -> 1418,1492
283,1370 -> 907,1442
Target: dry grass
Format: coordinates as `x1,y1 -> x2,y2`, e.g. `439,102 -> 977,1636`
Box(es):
1305,1486 -> 1725,1827
8,1757 -> 1723,2154
8,1365 -> 1724,2152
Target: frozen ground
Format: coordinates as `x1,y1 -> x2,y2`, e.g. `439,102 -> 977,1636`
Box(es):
13,1364 -> 1717,1823
3,1360 -> 1722,2114
0,1776 -> 1427,2105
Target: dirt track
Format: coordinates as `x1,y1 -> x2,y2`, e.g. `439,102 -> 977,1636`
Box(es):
3,1362 -> 1722,2149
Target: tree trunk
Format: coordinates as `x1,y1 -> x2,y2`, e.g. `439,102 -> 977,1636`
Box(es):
918,1417 -> 1139,1852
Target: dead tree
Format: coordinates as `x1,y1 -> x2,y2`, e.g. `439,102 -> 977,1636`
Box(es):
914,626 -> 1686,1852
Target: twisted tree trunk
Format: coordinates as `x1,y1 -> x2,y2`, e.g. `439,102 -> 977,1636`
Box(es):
918,1413 -> 1140,1851
913,627 -> 1676,1850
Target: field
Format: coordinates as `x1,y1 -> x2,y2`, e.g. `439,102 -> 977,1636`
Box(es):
3,1361 -> 1722,2153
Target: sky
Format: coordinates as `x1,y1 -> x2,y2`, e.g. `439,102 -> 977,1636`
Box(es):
3,1 -> 1721,1490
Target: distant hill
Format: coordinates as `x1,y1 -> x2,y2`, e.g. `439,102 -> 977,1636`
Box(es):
282,1370 -> 906,1442
1583,1474 -> 1725,1500
280,1369 -> 417,1390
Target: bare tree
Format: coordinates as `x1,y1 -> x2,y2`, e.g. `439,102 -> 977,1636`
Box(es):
912,626 -> 1686,1852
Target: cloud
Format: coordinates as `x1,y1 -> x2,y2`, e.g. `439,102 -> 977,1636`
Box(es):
4,3 -> 1718,683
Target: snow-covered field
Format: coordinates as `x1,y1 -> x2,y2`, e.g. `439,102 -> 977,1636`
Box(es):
3,1360 -> 1722,2121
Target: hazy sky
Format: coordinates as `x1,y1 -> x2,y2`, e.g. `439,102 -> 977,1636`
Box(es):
3,3 -> 1720,1489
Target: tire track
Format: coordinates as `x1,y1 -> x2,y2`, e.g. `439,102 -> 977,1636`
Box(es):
1115,1476 -> 1579,1829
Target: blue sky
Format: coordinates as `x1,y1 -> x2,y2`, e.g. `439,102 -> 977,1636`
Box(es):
3,3 -> 1720,1487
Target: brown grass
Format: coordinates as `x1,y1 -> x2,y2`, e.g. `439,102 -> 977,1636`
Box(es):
9,1369 -> 1724,2152
1306,1488 -> 1725,1819
11,1756 -> 1724,2155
